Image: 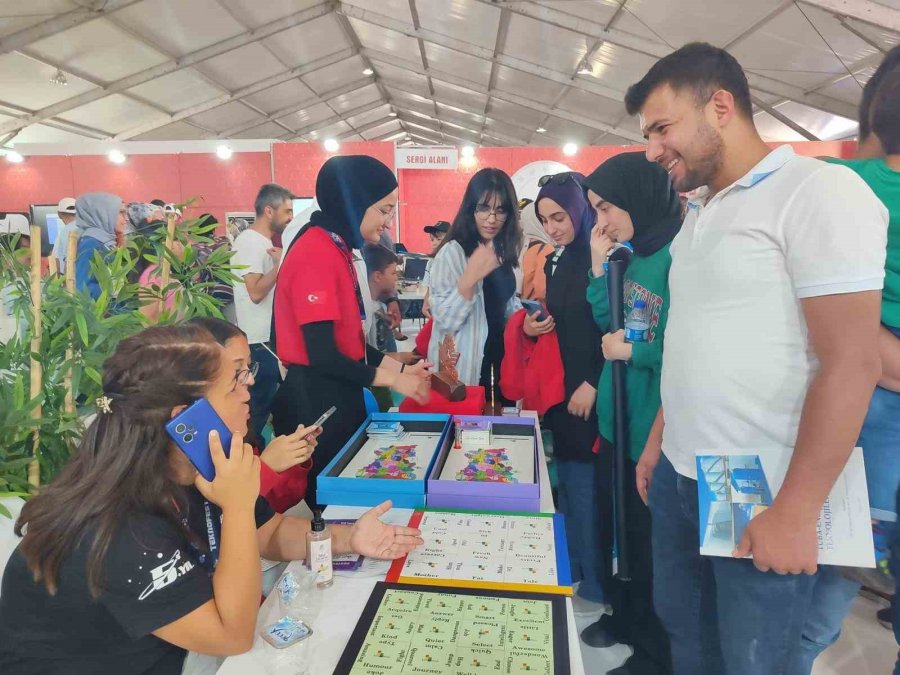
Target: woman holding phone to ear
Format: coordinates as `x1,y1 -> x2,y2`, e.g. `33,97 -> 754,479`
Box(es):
189,317 -> 320,513
0,324 -> 423,673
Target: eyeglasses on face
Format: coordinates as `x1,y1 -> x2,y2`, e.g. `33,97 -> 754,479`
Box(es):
232,361 -> 259,390
474,204 -> 510,221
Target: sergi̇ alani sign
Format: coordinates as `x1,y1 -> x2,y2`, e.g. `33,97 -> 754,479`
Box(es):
395,146 -> 458,170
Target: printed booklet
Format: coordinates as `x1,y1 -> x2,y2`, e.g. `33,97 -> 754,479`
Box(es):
696,447 -> 875,567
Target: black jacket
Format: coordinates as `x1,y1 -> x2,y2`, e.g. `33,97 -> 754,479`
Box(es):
542,244 -> 604,461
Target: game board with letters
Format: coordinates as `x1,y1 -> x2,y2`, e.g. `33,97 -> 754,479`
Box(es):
386,508 -> 572,596
428,417 -> 540,512
317,414 -> 451,508
334,582 -> 570,675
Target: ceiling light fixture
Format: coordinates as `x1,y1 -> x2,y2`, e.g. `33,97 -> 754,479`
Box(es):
460,145 -> 475,158
362,67 -> 374,76
216,144 -> 233,159
388,111 -> 398,117
323,138 -> 340,152
562,142 -> 578,156
536,127 -> 546,134
578,65 -> 593,75
108,149 -> 126,164
50,68 -> 68,86
4,150 -> 24,164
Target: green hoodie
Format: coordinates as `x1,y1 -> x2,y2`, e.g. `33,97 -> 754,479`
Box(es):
586,244 -> 672,462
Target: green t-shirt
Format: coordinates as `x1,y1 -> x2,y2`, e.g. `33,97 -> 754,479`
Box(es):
586,245 -> 672,462
828,157 -> 900,328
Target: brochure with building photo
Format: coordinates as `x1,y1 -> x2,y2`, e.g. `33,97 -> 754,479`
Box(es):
696,448 -> 875,568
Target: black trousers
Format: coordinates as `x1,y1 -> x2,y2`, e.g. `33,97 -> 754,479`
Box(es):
271,365 -> 368,509
598,441 -> 673,675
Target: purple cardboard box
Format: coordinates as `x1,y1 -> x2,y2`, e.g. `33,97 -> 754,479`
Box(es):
426,415 -> 540,512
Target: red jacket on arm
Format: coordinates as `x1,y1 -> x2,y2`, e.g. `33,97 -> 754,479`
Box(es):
499,309 -> 566,415
255,453 -> 312,513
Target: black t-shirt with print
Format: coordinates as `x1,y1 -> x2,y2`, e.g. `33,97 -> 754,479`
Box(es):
0,489 -> 275,675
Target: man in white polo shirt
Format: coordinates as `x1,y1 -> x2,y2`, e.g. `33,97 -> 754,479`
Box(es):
625,43 -> 888,675
232,183 -> 293,439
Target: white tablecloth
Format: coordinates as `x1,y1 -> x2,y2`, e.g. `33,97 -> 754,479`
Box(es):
218,411 -> 584,675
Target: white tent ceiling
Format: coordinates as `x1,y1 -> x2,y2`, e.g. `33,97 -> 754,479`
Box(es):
0,0 -> 898,149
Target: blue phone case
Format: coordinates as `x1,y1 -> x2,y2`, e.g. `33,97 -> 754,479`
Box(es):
164,399 -> 232,481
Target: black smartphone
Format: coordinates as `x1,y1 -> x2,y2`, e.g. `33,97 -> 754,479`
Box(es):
521,298 -> 549,321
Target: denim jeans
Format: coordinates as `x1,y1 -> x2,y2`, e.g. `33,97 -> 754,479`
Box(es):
857,384 -> 900,522
249,343 -> 282,441
650,453 -> 819,675
556,458 -> 605,603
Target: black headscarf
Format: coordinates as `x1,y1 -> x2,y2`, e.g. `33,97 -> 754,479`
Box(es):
583,152 -> 682,257
308,155 -> 398,249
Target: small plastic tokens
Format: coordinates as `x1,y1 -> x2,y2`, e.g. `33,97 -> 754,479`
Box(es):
277,572 -> 300,604
261,616 -> 313,648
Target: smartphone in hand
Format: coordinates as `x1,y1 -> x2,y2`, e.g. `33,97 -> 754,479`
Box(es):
165,399 -> 232,481
298,406 -> 337,439
521,298 -> 549,322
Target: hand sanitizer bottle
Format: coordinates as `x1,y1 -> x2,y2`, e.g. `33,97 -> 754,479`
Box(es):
306,510 -> 333,588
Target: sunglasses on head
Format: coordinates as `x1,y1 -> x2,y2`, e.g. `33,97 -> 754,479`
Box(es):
538,172 -> 583,188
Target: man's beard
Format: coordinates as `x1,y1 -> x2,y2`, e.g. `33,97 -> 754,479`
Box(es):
674,122 -> 724,193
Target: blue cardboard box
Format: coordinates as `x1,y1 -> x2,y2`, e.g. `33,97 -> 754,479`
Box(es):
317,413 -> 452,508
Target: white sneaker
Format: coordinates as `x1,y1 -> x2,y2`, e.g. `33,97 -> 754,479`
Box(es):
571,594 -> 608,617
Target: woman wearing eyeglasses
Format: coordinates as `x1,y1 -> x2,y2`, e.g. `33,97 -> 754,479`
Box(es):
189,317 -> 319,513
272,156 -> 431,507
427,168 -> 522,405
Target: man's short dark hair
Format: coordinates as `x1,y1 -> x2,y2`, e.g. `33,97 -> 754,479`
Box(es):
859,46 -> 900,142
363,244 -> 399,277
872,70 -> 900,155
624,42 -> 753,119
254,183 -> 294,217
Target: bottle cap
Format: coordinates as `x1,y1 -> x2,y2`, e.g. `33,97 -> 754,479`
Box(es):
634,299 -> 646,308
311,510 -> 326,532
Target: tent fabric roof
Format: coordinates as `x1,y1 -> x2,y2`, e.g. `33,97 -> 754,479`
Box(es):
0,0 -> 897,148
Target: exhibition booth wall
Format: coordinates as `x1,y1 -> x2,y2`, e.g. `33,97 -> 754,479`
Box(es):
0,139 -> 856,254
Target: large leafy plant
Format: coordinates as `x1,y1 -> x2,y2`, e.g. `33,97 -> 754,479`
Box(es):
0,213 -> 241,513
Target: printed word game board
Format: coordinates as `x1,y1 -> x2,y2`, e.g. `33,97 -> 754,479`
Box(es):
338,433 -> 443,481
334,583 -> 570,675
386,509 -> 572,596
437,435 -> 535,485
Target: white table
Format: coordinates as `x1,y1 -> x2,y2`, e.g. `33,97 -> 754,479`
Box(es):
218,411 -> 584,675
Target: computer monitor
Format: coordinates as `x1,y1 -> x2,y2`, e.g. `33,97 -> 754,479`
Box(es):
402,257 -> 428,281
30,204 -> 61,256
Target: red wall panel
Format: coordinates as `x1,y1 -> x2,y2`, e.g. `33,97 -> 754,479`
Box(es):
178,152 -> 272,225
1,140 -> 856,252
273,141 -> 395,197
0,156 -> 76,209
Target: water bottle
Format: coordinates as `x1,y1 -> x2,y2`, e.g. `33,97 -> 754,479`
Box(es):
624,299 -> 649,343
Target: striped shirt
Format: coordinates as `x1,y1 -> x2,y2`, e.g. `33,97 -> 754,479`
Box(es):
427,240 -> 521,385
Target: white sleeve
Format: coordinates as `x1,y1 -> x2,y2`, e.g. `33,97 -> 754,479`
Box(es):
781,164 -> 887,299
429,242 -> 476,335
232,233 -> 267,279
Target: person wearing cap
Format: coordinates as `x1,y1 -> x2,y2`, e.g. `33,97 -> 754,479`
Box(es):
421,220 -> 449,320
50,197 -> 77,274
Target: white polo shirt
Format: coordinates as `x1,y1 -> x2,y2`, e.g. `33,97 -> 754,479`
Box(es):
661,145 -> 888,479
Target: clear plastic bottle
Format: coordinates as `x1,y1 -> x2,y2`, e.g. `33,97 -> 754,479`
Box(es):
305,511 -> 333,588
624,299 -> 649,343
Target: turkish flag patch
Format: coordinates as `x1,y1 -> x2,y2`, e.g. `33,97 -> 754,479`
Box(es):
305,290 -> 329,305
